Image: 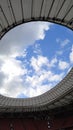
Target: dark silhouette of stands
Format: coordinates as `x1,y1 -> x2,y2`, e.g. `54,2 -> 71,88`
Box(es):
0,116 -> 73,130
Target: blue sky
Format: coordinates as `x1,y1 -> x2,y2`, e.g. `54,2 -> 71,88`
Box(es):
0,22 -> 73,98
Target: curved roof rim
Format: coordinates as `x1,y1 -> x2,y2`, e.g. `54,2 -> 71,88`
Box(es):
0,18 -> 73,40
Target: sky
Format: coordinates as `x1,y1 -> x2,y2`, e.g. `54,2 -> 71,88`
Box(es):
0,22 -> 73,98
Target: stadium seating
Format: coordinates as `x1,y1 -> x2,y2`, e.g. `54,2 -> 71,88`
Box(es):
0,116 -> 73,130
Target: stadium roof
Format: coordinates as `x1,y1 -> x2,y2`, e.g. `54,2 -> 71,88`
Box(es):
0,0 -> 73,113
0,0 -> 73,39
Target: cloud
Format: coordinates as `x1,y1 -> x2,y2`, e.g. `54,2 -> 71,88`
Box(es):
61,39 -> 70,47
56,50 -> 63,55
0,72 -> 6,87
58,60 -> 69,70
33,43 -> 42,55
30,55 -> 57,72
69,45 -> 73,63
1,79 -> 24,97
30,55 -> 49,72
0,22 -> 54,97
0,54 -> 64,98
49,57 -> 57,67
20,70 -> 64,97
22,83 -> 53,97
19,55 -> 63,97
56,38 -> 70,47
0,22 -> 52,57
0,22 -> 71,98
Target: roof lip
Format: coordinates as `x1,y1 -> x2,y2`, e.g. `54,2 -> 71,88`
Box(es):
0,18 -> 73,40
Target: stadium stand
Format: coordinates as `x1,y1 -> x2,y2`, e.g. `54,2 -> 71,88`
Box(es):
0,116 -> 73,130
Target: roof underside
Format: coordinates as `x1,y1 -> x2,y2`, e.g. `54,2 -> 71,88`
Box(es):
0,0 -> 73,39
0,0 -> 73,113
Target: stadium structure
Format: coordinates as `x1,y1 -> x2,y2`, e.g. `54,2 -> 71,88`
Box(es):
0,0 -> 73,129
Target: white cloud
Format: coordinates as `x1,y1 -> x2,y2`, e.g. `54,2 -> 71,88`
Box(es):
30,55 -> 49,72
18,55 -> 63,97
61,39 -> 70,47
0,22 -> 70,98
49,57 -> 57,67
33,43 -> 42,55
1,58 -> 24,79
0,22 -> 52,57
0,54 -> 64,98
20,69 -> 64,97
58,60 -> 69,70
23,84 -> 52,97
56,38 -> 70,47
56,50 -> 63,55
0,22 -> 54,97
0,72 -> 6,86
30,55 -> 57,73
69,45 -> 73,63
1,79 -> 25,97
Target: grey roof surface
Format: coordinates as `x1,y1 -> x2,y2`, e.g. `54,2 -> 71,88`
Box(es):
0,0 -> 73,39
0,0 -> 73,112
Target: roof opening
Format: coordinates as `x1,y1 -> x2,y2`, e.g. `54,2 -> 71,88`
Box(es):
0,22 -> 73,98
